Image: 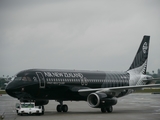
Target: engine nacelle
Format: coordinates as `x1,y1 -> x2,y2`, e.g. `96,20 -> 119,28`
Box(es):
87,93 -> 117,108
35,100 -> 49,106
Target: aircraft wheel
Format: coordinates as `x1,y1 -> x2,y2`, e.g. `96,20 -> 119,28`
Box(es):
62,104 -> 68,112
106,106 -> 113,113
56,105 -> 62,112
101,107 -> 107,113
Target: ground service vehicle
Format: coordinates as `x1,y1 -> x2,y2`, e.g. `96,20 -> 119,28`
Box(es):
16,102 -> 44,115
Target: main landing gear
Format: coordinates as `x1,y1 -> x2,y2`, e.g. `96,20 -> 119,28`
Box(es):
101,106 -> 113,113
56,101 -> 68,112
56,101 -> 113,113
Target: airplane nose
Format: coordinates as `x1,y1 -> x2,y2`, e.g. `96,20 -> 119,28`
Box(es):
5,82 -> 16,97
5,83 -> 13,96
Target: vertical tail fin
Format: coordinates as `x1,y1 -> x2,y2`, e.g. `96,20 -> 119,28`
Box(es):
128,35 -> 150,74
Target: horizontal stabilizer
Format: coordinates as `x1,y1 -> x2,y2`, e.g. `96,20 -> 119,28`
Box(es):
142,78 -> 160,84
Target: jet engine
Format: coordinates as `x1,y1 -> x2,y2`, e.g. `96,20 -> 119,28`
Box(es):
87,93 -> 117,108
35,100 -> 49,106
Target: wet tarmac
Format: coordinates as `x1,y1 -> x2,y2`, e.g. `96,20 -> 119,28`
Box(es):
0,93 -> 160,120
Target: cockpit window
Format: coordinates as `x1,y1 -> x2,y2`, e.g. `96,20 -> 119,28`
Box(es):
22,77 -> 27,81
14,77 -> 32,81
22,77 -> 32,81
14,77 -> 22,81
11,76 -> 15,81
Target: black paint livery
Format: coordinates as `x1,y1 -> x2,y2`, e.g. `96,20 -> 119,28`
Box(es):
6,35 -> 160,113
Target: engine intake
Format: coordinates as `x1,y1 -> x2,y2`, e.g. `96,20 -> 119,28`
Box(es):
87,93 -> 117,108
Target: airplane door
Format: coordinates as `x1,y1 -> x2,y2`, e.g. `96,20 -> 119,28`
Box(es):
36,72 -> 45,88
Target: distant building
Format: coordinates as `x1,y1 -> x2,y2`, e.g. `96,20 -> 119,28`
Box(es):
158,69 -> 160,77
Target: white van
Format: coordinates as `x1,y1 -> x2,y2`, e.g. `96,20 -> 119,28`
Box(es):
16,102 -> 44,115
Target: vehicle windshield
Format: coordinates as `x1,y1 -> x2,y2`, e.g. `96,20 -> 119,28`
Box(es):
21,103 -> 34,108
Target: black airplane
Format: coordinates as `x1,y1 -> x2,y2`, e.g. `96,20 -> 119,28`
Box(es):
6,35 -> 160,114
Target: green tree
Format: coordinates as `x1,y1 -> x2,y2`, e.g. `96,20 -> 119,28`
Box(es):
0,78 -> 6,89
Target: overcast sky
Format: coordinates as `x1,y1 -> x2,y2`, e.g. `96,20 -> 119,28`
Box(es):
0,0 -> 160,77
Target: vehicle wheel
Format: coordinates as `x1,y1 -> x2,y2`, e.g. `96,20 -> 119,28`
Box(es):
106,106 -> 113,113
16,110 -> 19,115
56,105 -> 62,112
41,110 -> 44,115
17,113 -> 20,116
62,105 -> 68,112
101,107 -> 107,113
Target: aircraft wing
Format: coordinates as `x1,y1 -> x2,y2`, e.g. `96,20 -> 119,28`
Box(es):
78,84 -> 160,97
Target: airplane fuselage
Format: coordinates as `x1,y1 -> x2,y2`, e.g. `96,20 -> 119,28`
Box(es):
6,69 -> 130,101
